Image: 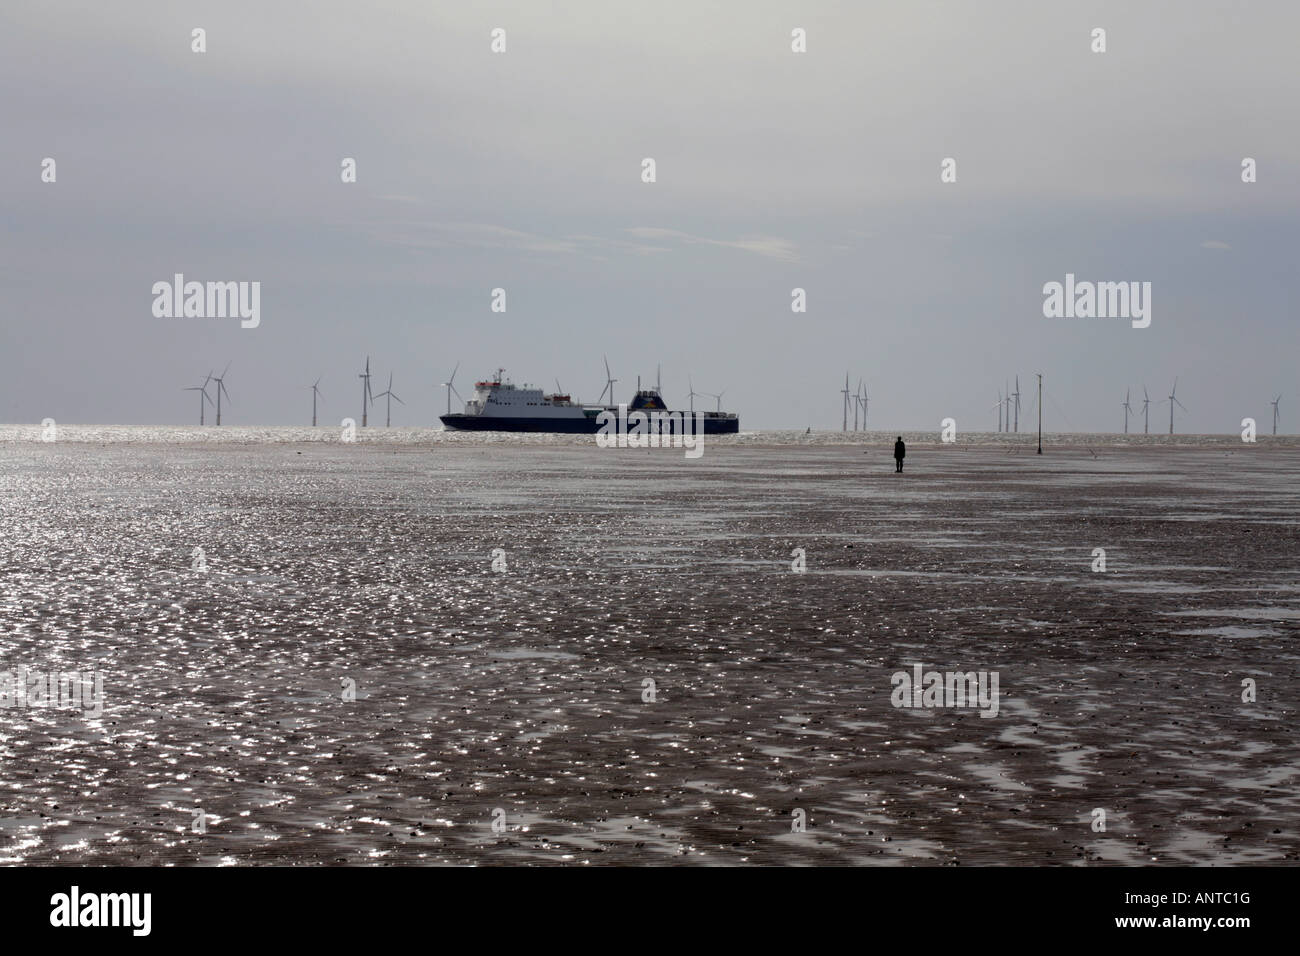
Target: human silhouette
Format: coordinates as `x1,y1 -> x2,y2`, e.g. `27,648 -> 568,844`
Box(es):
894,436 -> 906,473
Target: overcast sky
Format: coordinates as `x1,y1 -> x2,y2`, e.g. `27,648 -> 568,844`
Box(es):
2,0 -> 1297,431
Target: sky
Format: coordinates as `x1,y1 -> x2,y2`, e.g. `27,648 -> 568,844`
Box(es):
2,0 -> 1297,432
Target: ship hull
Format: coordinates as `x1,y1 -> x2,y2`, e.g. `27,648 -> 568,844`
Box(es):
440,414 -> 739,434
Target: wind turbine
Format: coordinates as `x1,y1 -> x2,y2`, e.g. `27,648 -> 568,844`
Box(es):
1004,380 -> 1013,433
596,356 -> 618,407
707,390 -> 727,414
183,372 -> 213,425
1271,394 -> 1281,435
441,362 -> 463,415
1141,385 -> 1151,434
1161,378 -> 1186,434
992,390 -> 1004,432
687,374 -> 700,414
373,373 -> 404,427
1121,388 -> 1132,434
1013,376 -> 1021,432
358,356 -> 374,427
853,378 -> 862,430
857,380 -> 868,429
212,362 -> 231,426
308,377 -> 323,426
841,373 -> 850,431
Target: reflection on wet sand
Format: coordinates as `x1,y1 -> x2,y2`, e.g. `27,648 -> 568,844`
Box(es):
1,440 -> 1298,864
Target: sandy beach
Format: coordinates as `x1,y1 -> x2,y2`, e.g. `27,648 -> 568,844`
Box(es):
1,437 -> 1297,865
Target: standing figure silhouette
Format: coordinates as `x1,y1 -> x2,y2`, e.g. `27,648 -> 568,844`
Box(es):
894,436 -> 906,473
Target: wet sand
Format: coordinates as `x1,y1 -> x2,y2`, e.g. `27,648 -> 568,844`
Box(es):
1,439 -> 1298,865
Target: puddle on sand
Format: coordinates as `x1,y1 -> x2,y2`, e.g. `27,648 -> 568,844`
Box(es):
487,648 -> 582,661
1173,626 -> 1279,639
1163,606 -> 1300,621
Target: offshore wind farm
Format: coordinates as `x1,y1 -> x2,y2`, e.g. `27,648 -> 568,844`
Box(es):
147,356 -> 1291,442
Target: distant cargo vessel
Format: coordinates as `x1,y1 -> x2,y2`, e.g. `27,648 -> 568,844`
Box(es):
440,369 -> 739,434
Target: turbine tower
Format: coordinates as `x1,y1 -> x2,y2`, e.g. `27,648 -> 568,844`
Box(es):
183,369 -> 213,424
183,372 -> 213,426
308,378 -> 322,426
373,373 -> 404,427
687,374 -> 700,414
359,356 -> 374,427
1121,388 -> 1132,434
1161,378 -> 1186,435
1271,394 -> 1281,435
441,362 -> 463,415
212,362 -> 231,426
1013,376 -> 1021,432
1141,385 -> 1151,434
841,373 -> 850,432
596,356 -> 618,407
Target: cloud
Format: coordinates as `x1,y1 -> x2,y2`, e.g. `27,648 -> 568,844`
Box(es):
623,227 -> 799,261
360,222 -> 771,259
362,221 -> 580,255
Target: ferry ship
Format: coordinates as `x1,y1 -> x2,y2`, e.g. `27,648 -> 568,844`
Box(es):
439,369 -> 739,434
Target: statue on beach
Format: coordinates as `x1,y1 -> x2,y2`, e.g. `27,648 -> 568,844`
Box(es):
894,436 -> 906,473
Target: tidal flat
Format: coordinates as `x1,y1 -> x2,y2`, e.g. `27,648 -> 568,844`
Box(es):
1,437 -> 1297,865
